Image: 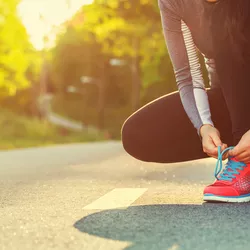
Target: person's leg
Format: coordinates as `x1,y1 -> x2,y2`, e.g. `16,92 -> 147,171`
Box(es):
122,87 -> 233,163
202,3 -> 250,203
203,63 -> 250,202
216,61 -> 250,145
208,1 -> 250,145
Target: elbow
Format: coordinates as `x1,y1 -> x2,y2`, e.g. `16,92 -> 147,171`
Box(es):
175,66 -> 206,90
175,65 -> 192,89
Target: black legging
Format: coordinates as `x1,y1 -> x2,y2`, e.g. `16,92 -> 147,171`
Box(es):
121,87 -> 234,163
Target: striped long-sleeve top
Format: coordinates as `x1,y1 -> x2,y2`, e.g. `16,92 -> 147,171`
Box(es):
158,0 -> 220,135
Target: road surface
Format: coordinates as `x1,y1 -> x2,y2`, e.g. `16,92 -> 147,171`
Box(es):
0,141 -> 249,250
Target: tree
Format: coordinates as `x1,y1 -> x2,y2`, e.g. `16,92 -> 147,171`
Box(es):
76,0 -> 167,111
49,0 -> 178,136
0,0 -> 36,97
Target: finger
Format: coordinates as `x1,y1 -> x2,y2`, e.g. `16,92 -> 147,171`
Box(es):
203,135 -> 220,157
203,147 -> 217,158
222,143 -> 228,151
204,145 -> 218,156
229,145 -> 245,157
222,153 -> 229,160
234,151 -> 248,161
220,144 -> 229,160
211,135 -> 222,147
205,151 -> 218,159
205,148 -> 218,159
206,143 -> 228,160
244,158 -> 250,164
210,153 -> 221,159
236,157 -> 250,164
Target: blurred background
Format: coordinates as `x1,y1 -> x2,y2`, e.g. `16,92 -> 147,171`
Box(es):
0,0 -> 209,150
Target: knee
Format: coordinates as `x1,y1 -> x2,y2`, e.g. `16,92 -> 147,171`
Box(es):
121,116 -> 149,162
121,117 -> 135,156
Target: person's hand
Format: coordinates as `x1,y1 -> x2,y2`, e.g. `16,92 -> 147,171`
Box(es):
200,124 -> 228,159
229,129 -> 250,163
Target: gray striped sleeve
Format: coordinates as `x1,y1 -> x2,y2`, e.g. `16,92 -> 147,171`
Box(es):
158,1 -> 214,134
181,22 -> 214,130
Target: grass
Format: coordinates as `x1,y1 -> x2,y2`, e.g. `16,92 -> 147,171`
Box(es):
0,109 -> 106,150
51,94 -> 131,139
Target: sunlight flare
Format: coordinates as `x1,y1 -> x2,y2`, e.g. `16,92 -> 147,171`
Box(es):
18,0 -> 93,50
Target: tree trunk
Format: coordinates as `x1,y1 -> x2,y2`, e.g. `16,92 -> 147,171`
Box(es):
131,38 -> 142,112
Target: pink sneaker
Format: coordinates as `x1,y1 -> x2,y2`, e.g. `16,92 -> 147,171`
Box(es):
203,146 -> 250,203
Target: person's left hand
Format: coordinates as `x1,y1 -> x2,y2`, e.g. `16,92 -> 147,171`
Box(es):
229,129 -> 250,163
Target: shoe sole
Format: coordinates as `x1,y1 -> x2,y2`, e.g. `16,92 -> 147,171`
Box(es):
204,194 -> 250,203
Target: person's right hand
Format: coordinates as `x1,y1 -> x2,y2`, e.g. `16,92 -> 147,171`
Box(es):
200,124 -> 228,159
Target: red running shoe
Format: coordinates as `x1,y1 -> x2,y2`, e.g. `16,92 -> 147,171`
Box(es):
203,146 -> 250,203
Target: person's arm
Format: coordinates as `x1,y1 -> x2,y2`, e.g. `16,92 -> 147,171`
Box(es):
158,0 -> 214,135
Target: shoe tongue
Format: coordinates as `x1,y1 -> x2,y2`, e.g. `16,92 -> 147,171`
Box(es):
216,159 -> 236,181
222,159 -> 234,175
217,158 -> 246,181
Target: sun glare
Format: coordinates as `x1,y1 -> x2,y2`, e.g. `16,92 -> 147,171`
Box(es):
18,0 -> 93,50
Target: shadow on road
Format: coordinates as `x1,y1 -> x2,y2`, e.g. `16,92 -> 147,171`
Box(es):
74,203 -> 250,250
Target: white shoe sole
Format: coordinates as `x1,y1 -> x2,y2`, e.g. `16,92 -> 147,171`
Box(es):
204,194 -> 250,203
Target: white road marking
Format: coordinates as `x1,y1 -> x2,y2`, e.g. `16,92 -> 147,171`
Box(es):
84,188 -> 147,210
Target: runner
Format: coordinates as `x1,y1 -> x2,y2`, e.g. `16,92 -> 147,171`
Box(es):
122,0 -> 250,202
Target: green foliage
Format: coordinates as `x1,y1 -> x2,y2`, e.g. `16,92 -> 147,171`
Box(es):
49,0 -> 213,138
50,27 -> 103,93
0,108 -> 106,150
50,0 -> 172,99
79,0 -> 167,86
0,0 -> 211,144
0,0 -> 38,96
48,0 -> 178,136
51,93 -> 131,139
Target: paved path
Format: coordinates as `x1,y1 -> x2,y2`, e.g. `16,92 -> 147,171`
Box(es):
39,94 -> 97,132
1,141 -> 249,250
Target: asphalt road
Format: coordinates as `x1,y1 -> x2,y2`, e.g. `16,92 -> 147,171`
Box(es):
0,141 -> 250,250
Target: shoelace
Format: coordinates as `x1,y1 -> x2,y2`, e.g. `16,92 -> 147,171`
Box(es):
214,146 -> 247,181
